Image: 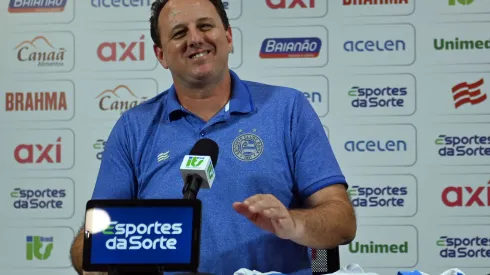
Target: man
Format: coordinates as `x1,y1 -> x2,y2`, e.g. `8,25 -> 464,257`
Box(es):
70,0 -> 356,274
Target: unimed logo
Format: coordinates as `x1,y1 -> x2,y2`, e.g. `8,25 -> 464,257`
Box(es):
14,137 -> 63,164
97,35 -> 145,62
442,180 -> 490,207
434,37 -> 490,51
349,240 -> 408,254
94,139 -> 106,160
26,236 -> 53,260
5,91 -> 67,112
14,36 -> 66,67
266,0 -> 315,9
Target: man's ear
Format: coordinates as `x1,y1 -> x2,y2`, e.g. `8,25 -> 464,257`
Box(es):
153,44 -> 169,69
225,27 -> 233,53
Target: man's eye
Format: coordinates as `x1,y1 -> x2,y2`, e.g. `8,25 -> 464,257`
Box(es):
173,31 -> 185,38
200,24 -> 213,30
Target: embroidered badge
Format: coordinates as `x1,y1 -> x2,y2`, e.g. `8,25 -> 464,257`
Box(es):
232,130 -> 264,161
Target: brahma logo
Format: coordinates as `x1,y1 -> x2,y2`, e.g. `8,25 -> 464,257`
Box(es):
343,0 -> 409,5
451,78 -> 486,108
102,221 -> 182,250
5,91 -> 67,112
95,84 -> 148,114
8,0 -> 67,13
259,37 -> 321,58
435,134 -> 490,157
437,235 -> 490,258
348,86 -> 407,108
266,0 -> 315,9
97,35 -> 145,62
442,180 -> 490,207
14,36 -> 66,67
349,185 -> 408,208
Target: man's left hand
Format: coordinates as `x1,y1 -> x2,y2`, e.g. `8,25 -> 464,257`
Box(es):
232,194 -> 302,240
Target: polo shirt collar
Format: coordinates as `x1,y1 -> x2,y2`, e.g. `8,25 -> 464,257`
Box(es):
165,70 -> 254,122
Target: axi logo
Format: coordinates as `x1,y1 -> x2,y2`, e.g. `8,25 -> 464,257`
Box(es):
349,240 -> 408,254
349,185 -> 408,207
94,139 -> 106,160
437,235 -> 490,258
5,91 -> 67,112
451,78 -> 486,108
435,134 -> 490,156
95,85 -> 148,114
259,37 -> 321,59
12,188 -> 66,209
14,137 -> 62,164
14,36 -> 66,67
186,156 -> 205,168
449,0 -> 474,5
442,180 -> 490,207
266,0 -> 315,9
349,86 -> 407,108
26,236 -> 53,260
343,0 -> 409,5
97,35 -> 145,62
344,39 -> 406,52
8,0 -> 67,13
102,221 -> 182,250
344,139 -> 407,152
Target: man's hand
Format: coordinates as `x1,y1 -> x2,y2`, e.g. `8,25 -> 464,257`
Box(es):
232,194 -> 303,240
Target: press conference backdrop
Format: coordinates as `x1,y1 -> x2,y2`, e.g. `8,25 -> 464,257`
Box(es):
1,0 -> 490,274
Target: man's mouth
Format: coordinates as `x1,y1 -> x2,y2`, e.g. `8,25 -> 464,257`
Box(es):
190,50 -> 211,59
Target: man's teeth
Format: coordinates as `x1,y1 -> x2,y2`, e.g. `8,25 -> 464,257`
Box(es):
191,51 -> 209,59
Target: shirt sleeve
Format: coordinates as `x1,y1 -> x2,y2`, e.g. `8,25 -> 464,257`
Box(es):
91,114 -> 137,200
290,91 -> 347,201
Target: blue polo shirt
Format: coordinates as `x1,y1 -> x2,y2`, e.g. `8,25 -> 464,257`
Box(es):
92,70 -> 347,275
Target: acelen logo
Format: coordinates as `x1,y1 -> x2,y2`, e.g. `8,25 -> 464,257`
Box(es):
266,0 -> 315,9
14,36 -> 66,67
92,0 -> 151,8
5,91 -> 67,112
451,78 -> 487,108
259,37 -> 321,58
8,0 -> 67,13
343,0 -> 409,5
14,137 -> 63,164
95,84 -> 148,114
97,35 -> 145,62
442,180 -> 490,207
344,38 -> 407,52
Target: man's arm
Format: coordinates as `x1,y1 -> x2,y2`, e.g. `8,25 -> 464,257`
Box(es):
70,226 -> 107,275
289,184 -> 356,249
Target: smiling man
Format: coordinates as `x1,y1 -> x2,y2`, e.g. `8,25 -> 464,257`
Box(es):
69,1 -> 356,275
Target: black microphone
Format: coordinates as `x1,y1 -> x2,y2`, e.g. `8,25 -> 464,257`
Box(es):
180,138 -> 219,199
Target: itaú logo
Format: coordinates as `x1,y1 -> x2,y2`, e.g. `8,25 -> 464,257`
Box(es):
102,221 -> 182,250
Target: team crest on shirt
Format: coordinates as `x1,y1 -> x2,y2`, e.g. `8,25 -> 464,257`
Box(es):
232,130 -> 264,162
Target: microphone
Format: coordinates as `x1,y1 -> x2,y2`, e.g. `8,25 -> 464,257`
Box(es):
181,138 -> 219,199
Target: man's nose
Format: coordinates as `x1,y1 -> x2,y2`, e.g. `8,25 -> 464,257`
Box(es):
187,27 -> 204,48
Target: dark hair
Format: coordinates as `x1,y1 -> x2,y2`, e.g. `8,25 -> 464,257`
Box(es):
150,0 -> 230,47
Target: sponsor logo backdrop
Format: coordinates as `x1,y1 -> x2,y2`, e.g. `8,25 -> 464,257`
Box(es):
1,0 -> 490,274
